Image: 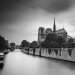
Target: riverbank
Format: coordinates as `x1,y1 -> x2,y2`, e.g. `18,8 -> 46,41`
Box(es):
21,48 -> 75,62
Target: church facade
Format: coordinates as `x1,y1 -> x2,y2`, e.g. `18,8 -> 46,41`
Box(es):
38,18 -> 67,45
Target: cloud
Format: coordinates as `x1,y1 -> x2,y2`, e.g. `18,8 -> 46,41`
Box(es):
69,20 -> 75,26
38,0 -> 73,13
0,0 -> 74,25
0,0 -> 29,24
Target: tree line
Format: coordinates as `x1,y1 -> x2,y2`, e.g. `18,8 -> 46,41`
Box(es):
0,33 -> 75,52
20,40 -> 39,49
20,33 -> 75,49
41,33 -> 66,48
41,33 -> 75,48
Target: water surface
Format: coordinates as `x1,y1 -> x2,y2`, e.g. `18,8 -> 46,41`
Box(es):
0,49 -> 75,75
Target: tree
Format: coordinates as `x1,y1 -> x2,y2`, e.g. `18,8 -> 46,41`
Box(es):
57,36 -> 66,44
45,33 -> 57,42
21,40 -> 29,48
29,41 -> 38,48
42,33 -> 58,48
0,35 -> 9,51
10,43 -> 15,47
68,38 -> 74,43
56,36 -> 66,48
41,42 -> 45,48
42,41 -> 58,48
10,42 -> 15,50
41,33 -> 66,48
4,40 -> 9,49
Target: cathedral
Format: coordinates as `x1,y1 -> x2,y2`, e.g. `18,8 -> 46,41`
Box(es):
38,18 -> 67,45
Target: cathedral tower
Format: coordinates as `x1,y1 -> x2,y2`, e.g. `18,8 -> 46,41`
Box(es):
38,27 -> 45,44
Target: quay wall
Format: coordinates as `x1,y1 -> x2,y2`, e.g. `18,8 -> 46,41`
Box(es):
22,48 -> 75,62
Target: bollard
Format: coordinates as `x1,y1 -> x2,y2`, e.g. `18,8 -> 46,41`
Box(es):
33,48 -> 35,56
48,47 -> 51,55
39,48 -> 41,57
28,48 -> 29,54
68,48 -> 73,57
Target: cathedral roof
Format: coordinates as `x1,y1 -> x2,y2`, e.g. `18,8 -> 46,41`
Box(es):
46,28 -> 52,31
45,28 -> 52,34
56,28 -> 67,34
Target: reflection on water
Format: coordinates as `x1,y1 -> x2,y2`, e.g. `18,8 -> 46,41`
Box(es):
0,49 -> 75,75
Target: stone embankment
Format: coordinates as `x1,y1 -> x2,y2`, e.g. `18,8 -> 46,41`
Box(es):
22,48 -> 75,62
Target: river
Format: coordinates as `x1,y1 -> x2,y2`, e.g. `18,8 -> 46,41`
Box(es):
0,49 -> 75,75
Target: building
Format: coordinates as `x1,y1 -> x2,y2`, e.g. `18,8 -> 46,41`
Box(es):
38,18 -> 67,45
74,37 -> 75,42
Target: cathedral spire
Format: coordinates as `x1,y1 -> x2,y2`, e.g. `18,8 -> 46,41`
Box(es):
53,17 -> 56,33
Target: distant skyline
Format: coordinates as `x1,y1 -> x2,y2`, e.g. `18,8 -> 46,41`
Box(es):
0,0 -> 75,45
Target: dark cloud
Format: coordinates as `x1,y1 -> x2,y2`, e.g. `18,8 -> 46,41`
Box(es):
38,0 -> 73,13
1,0 -> 73,12
0,0 -> 33,24
0,0 -> 74,24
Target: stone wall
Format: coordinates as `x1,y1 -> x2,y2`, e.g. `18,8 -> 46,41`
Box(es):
22,48 -> 75,62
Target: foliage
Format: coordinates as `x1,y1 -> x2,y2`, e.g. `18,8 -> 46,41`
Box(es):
62,38 -> 74,48
57,36 -> 66,44
41,33 -> 66,48
45,33 -> 57,42
0,35 -> 9,51
67,42 -> 75,48
41,41 -> 58,48
29,41 -> 38,48
62,42 -> 75,48
68,38 -> 74,43
10,42 -> 15,50
21,40 -> 29,48
4,40 -> 9,49
41,33 -> 57,48
10,43 -> 15,47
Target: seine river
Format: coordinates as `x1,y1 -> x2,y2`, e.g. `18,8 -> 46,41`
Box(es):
0,49 -> 75,75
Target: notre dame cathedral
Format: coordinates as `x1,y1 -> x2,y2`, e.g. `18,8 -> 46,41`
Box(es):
38,18 -> 67,45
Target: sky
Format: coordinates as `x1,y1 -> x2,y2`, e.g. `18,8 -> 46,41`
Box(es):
0,0 -> 75,45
